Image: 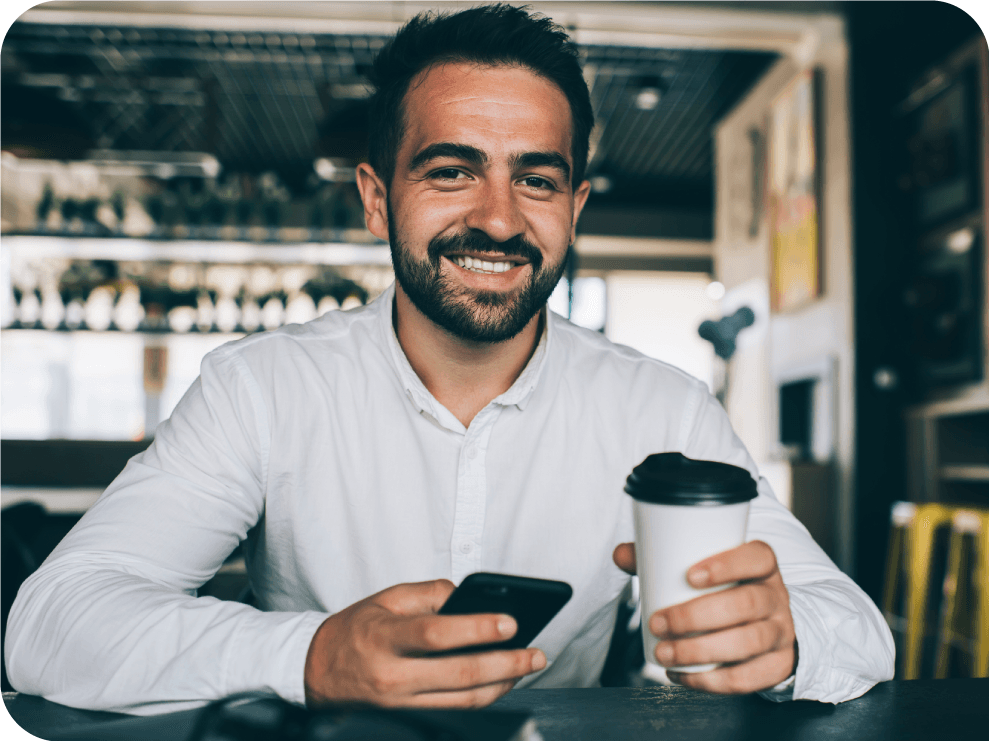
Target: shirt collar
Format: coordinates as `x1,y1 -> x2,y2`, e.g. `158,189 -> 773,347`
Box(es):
378,282 -> 552,418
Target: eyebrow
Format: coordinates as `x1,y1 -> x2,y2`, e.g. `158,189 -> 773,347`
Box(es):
510,151 -> 571,182
408,142 -> 487,172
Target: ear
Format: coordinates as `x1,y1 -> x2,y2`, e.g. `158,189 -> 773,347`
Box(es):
355,163 -> 389,242
569,179 -> 592,244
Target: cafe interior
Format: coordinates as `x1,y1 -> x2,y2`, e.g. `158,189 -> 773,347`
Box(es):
1,0 -> 987,721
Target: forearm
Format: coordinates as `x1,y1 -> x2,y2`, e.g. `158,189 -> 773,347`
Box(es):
5,554 -> 328,715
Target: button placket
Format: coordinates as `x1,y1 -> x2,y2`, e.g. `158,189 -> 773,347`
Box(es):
450,406 -> 501,583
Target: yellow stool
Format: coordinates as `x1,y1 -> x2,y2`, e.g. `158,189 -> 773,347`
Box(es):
882,501 -> 959,679
935,508 -> 989,678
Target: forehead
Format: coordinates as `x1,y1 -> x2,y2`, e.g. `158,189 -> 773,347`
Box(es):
398,62 -> 573,164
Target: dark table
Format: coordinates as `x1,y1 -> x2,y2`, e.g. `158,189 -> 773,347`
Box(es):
5,680 -> 988,740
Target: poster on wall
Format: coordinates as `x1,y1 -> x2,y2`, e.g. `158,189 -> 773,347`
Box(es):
768,70 -> 821,312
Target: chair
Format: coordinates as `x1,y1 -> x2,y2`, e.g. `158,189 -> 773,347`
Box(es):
935,508 -> 989,678
884,501 -> 989,679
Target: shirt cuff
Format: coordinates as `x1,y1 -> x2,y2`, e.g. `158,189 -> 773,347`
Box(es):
282,611 -> 333,707
757,670 -> 796,702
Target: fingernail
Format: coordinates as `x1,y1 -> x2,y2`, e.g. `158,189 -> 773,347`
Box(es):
497,616 -> 517,637
652,614 -> 668,636
689,568 -> 710,587
667,671 -> 683,685
531,650 -> 547,671
656,643 -> 674,665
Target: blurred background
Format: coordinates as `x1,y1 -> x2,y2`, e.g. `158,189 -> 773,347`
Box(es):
1,1 -> 986,687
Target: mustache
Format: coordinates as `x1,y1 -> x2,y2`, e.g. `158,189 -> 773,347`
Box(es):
428,231 -> 543,269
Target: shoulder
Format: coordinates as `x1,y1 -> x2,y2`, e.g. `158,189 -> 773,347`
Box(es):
209,301 -> 384,364
194,302 -> 388,396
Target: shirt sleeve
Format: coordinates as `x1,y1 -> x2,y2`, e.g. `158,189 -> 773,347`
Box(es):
3,345 -> 330,715
679,385 -> 895,704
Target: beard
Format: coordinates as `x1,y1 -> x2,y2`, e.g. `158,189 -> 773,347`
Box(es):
388,205 -> 568,344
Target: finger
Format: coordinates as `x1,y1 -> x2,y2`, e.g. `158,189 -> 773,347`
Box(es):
650,582 -> 777,637
392,613 -> 517,654
376,579 -> 456,616
687,540 -> 778,588
613,543 -> 636,575
407,648 -> 545,693
667,647 -> 795,695
404,680 -> 516,709
654,620 -> 786,668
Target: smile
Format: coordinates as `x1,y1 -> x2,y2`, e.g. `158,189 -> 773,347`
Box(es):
451,256 -> 517,274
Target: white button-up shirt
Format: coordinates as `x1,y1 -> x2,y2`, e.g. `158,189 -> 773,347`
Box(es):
5,284 -> 894,714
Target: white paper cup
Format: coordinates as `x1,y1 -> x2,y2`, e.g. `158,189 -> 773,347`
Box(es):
625,453 -> 757,682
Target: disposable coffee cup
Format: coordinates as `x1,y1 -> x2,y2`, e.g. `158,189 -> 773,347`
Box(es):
625,452 -> 757,679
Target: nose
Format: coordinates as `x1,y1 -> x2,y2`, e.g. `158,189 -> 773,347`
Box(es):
464,179 -> 525,244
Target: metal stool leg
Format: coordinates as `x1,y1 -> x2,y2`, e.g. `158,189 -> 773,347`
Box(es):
935,526 -> 965,678
904,503 -> 956,680
883,522 -> 906,620
884,501 -> 917,663
935,510 -> 981,678
976,513 -> 989,678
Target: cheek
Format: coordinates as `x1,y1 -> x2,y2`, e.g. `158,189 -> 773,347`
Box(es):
395,193 -> 471,237
524,202 -> 576,247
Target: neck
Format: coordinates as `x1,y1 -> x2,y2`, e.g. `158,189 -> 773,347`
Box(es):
393,284 -> 542,428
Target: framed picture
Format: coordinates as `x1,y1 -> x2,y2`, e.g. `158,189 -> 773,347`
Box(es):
768,70 -> 821,312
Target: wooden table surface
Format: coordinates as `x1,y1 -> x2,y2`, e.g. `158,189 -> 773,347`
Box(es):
5,679 -> 988,740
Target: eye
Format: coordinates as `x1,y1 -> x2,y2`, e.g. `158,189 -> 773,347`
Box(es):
520,176 -> 556,191
428,168 -> 469,181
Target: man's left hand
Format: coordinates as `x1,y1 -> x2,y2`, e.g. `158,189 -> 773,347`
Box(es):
613,540 -> 797,694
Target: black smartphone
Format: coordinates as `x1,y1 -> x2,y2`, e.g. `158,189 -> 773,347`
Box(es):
435,572 -> 573,654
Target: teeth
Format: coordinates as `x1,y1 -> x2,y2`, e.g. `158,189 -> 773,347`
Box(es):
453,256 -> 514,274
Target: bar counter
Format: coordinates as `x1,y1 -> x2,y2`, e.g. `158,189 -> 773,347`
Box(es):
4,679 -> 987,740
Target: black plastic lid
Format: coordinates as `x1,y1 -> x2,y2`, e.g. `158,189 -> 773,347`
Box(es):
624,452 -> 757,505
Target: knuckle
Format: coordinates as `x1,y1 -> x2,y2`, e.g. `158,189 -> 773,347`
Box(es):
747,624 -> 770,657
665,607 -> 689,635
456,660 -> 481,688
419,618 -> 444,648
370,666 -> 398,696
707,558 -> 727,581
721,667 -> 747,694
480,616 -> 501,643
666,641 -> 686,666
739,587 -> 759,615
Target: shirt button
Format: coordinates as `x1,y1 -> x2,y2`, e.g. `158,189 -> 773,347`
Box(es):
460,542 -> 473,554
466,446 -> 477,459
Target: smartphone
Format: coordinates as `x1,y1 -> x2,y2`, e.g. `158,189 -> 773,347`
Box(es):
435,572 -> 573,654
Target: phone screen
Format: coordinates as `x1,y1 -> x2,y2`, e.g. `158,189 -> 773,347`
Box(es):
436,572 -> 572,653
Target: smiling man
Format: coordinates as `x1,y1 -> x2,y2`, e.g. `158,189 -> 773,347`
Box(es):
5,4 -> 893,715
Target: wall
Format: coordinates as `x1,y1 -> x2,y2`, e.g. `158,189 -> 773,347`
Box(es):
712,17 -> 855,570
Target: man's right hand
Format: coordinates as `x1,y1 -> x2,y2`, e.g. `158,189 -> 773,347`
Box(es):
304,579 -> 547,708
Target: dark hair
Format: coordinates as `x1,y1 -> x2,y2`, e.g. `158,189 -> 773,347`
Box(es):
366,3 -> 593,189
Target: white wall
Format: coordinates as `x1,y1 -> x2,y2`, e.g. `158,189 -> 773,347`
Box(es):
713,16 -> 856,570
605,271 -> 718,393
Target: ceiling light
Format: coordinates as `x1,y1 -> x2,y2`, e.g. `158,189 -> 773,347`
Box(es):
590,175 -> 613,194
633,75 -> 666,111
314,158 -> 356,182
947,228 -> 974,254
635,88 -> 661,111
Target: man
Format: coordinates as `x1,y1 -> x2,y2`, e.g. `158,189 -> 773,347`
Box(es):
5,5 -> 893,714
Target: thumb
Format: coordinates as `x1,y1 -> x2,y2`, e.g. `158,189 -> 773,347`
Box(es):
613,543 -> 637,575
375,579 -> 456,616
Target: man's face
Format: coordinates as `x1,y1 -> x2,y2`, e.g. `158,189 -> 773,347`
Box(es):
379,62 -> 590,343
